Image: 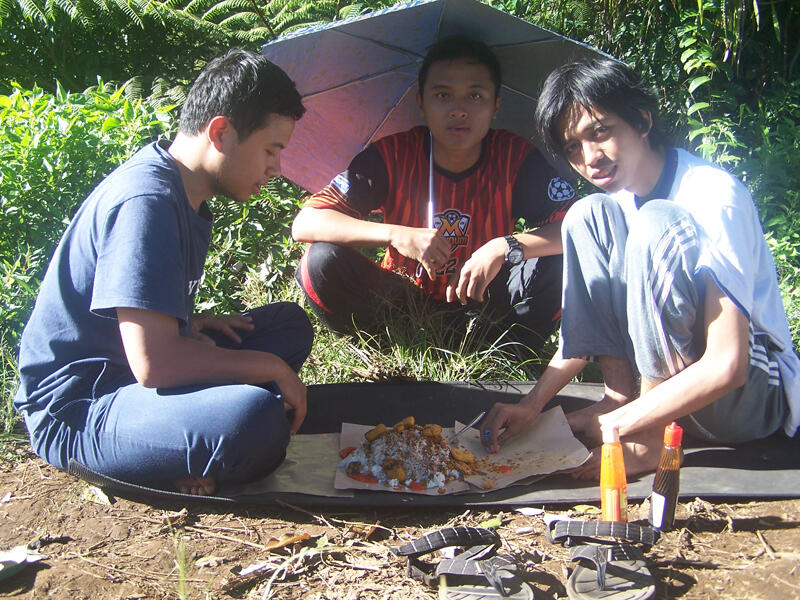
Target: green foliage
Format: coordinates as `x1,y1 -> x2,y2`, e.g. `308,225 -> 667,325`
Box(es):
0,81 -> 174,343
0,334 -> 21,435
198,179 -> 307,314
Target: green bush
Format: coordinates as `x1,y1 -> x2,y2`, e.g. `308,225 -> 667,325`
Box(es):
0,81 -> 175,344
199,179 -> 307,314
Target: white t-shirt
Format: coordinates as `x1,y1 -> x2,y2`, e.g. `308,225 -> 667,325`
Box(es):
612,148 -> 799,437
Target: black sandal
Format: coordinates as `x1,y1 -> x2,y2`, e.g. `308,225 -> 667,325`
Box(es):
546,518 -> 660,600
391,526 -> 534,599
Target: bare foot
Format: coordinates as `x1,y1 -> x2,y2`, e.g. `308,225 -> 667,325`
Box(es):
567,355 -> 637,436
175,476 -> 216,496
567,397 -> 626,435
568,428 -> 665,481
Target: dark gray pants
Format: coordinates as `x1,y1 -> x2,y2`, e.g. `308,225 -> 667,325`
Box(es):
296,242 -> 563,358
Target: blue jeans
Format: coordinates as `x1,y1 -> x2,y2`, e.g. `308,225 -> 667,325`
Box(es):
24,302 -> 313,489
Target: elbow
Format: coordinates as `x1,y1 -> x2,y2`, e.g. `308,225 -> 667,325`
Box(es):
291,209 -> 314,242
718,355 -> 748,394
129,360 -> 169,388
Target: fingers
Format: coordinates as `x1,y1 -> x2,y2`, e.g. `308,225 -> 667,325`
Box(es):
195,332 -> 216,346
282,379 -> 307,435
481,403 -> 512,453
226,314 -> 255,331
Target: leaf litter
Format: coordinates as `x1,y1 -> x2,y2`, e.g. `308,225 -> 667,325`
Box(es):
0,456 -> 798,598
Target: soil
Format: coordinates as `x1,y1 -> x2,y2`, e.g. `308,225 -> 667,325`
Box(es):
1,445 -> 799,600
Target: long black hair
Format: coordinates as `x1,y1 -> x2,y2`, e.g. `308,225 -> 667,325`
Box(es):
535,57 -> 666,158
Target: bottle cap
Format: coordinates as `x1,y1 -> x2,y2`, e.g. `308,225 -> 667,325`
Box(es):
601,423 -> 620,444
664,422 -> 683,447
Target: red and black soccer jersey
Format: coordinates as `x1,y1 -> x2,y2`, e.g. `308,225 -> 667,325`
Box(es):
304,126 -> 576,300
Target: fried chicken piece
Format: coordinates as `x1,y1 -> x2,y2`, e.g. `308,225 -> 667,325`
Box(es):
450,446 -> 476,464
365,423 -> 387,441
392,416 -> 415,433
345,461 -> 363,475
382,458 -> 406,483
422,424 -> 442,438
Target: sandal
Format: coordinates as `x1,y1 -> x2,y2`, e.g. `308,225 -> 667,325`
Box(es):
391,526 -> 534,599
546,518 -> 661,600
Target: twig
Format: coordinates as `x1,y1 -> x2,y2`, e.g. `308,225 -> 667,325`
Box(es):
756,531 -> 776,560
275,498 -> 394,536
770,574 -> 800,591
183,525 -> 268,550
664,558 -> 751,570
324,557 -> 381,572
69,552 -> 204,582
261,549 -> 310,600
276,498 -> 336,529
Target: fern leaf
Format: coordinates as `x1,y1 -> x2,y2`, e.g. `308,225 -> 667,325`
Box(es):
16,0 -> 48,24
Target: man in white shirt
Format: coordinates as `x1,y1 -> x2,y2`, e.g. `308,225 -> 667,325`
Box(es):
481,58 -> 798,477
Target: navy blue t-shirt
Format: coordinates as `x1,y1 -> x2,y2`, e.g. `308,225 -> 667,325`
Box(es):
15,141 -> 213,431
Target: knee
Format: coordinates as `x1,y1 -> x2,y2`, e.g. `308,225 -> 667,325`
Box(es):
627,200 -> 698,257
219,388 -> 291,475
562,193 -> 619,233
274,301 -> 313,344
301,242 -> 351,276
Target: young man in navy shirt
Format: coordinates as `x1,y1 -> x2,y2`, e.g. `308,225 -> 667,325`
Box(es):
15,49 -> 313,495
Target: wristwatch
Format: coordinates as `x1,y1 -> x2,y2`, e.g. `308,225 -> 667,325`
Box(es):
504,235 -> 524,266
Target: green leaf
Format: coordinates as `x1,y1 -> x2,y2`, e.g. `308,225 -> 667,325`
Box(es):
101,116 -> 123,133
477,517 -> 503,529
687,101 -> 710,115
688,75 -> 712,94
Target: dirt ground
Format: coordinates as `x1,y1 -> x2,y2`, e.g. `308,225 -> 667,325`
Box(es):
1,446 -> 799,600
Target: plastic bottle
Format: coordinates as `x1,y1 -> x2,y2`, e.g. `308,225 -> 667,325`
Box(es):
649,422 -> 683,531
599,423 -> 628,522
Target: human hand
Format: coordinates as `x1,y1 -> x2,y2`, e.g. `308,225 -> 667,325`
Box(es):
273,364 -> 308,435
191,313 -> 254,345
390,226 -> 451,279
481,400 -> 542,453
446,237 -> 506,304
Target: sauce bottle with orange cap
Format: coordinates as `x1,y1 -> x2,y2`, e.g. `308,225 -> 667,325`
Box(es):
600,423 -> 628,522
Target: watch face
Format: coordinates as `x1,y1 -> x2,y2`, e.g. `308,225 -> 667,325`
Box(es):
507,247 -> 524,265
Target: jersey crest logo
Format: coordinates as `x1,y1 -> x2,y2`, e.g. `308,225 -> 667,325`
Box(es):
434,209 -> 470,249
332,172 -> 350,194
548,177 -> 576,202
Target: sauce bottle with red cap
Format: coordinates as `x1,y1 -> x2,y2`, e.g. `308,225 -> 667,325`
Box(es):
649,422 -> 683,531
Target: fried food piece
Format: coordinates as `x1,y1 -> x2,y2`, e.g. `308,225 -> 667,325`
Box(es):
422,424 -> 443,438
365,423 -> 387,441
392,416 -> 415,433
453,460 -> 477,476
382,458 -> 406,483
450,446 -> 476,464
345,461 -> 363,475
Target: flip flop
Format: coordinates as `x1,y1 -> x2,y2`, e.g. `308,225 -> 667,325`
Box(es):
391,526 -> 534,599
567,543 -> 655,600
546,519 -> 659,600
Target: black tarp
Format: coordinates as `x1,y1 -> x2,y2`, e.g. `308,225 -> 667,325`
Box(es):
70,381 -> 800,506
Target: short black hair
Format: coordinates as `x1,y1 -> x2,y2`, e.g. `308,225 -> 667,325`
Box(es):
535,57 -> 666,158
179,48 -> 305,139
418,35 -> 502,97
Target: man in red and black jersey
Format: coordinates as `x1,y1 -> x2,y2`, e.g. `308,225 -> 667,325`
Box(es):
292,36 -> 576,357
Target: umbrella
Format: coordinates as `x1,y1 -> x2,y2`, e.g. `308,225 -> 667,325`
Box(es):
261,0 -> 610,194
